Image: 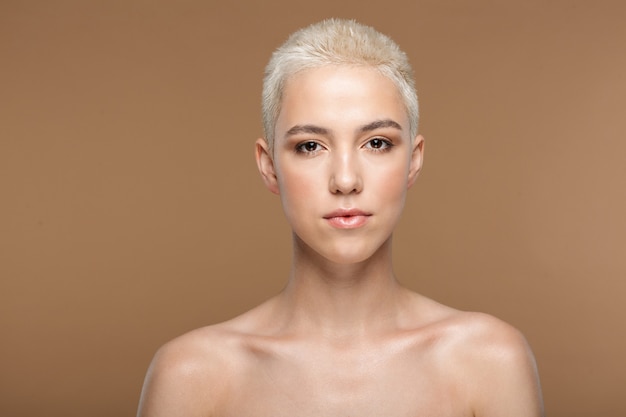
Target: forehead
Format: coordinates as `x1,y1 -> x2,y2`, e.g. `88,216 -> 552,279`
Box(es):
275,65 -> 408,137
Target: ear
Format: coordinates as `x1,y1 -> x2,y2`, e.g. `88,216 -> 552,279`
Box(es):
407,134 -> 425,188
255,138 -> 280,195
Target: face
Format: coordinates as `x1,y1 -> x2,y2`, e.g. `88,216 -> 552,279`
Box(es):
256,65 -> 424,265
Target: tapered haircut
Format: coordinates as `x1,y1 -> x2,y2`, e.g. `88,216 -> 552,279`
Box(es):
262,18 -> 419,149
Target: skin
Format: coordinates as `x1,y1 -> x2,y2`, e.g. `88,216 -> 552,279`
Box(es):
137,65 -> 544,417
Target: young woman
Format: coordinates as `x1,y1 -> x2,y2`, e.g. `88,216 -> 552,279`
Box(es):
137,19 -> 544,417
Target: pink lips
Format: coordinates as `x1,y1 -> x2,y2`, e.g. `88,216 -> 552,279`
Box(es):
323,209 -> 371,229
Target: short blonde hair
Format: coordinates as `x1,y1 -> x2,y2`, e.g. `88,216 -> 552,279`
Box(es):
262,18 -> 419,148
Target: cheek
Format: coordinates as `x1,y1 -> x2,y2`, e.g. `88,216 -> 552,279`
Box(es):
277,165 -> 320,213
370,162 -> 410,198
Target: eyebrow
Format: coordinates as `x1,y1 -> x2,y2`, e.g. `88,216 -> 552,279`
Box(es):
284,119 -> 402,139
284,124 -> 329,138
358,119 -> 403,133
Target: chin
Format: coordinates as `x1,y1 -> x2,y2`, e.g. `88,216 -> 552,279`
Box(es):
318,242 -> 387,266
293,231 -> 392,266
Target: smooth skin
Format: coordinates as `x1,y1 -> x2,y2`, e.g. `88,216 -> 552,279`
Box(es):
137,66 -> 544,417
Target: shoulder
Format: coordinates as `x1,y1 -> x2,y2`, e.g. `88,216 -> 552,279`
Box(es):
448,311 -> 533,357
403,296 -> 543,416
149,324 -> 238,382
136,300 -> 281,417
136,323 -> 246,417
440,311 -> 544,417
406,296 -> 533,359
404,296 -> 537,372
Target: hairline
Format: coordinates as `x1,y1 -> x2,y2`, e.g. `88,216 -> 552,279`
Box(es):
262,19 -> 419,151
269,63 -> 417,148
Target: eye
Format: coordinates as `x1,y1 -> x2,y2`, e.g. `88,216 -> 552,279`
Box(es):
364,137 -> 392,151
296,141 -> 322,154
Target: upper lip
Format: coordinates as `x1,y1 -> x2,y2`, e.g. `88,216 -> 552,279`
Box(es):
323,208 -> 371,219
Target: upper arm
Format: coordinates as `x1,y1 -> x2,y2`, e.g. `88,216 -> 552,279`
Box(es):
465,315 -> 544,417
136,337 -> 223,417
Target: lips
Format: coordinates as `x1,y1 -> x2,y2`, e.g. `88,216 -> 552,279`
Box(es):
323,208 -> 371,229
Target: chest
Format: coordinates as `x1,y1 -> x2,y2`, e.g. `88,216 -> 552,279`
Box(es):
218,346 -> 471,417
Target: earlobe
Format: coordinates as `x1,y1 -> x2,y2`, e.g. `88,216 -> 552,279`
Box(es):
255,138 -> 280,195
407,134 -> 425,188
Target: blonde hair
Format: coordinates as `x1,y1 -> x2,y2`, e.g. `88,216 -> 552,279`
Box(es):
262,18 -> 419,148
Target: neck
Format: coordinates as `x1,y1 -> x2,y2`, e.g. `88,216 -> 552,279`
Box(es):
274,234 -> 409,339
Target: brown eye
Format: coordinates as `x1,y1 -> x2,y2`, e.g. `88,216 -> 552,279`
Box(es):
365,138 -> 391,151
296,141 -> 322,153
370,138 -> 384,149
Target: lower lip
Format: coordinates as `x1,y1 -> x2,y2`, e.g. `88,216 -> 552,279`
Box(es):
325,215 -> 370,229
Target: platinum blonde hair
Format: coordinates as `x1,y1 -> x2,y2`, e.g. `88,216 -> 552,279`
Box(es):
262,18 -> 419,148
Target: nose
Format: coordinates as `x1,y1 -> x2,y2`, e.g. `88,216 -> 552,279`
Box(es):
328,149 -> 363,194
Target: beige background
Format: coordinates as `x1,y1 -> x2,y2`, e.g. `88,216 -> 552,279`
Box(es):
1,1 -> 625,416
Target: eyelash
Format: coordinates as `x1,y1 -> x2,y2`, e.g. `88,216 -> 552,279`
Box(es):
364,137 -> 393,152
295,141 -> 324,154
295,138 -> 393,155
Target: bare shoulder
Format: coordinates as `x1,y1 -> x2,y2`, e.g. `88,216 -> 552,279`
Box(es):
408,296 -> 535,362
446,310 -> 535,359
428,306 -> 544,417
401,294 -> 543,416
136,318 -> 253,417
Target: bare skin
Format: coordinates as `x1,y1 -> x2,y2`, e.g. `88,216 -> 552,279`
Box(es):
137,66 -> 544,417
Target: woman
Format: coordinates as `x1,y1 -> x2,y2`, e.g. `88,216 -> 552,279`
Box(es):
137,18 -> 544,417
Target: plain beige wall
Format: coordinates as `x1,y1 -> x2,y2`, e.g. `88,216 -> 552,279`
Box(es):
1,1 -> 625,416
